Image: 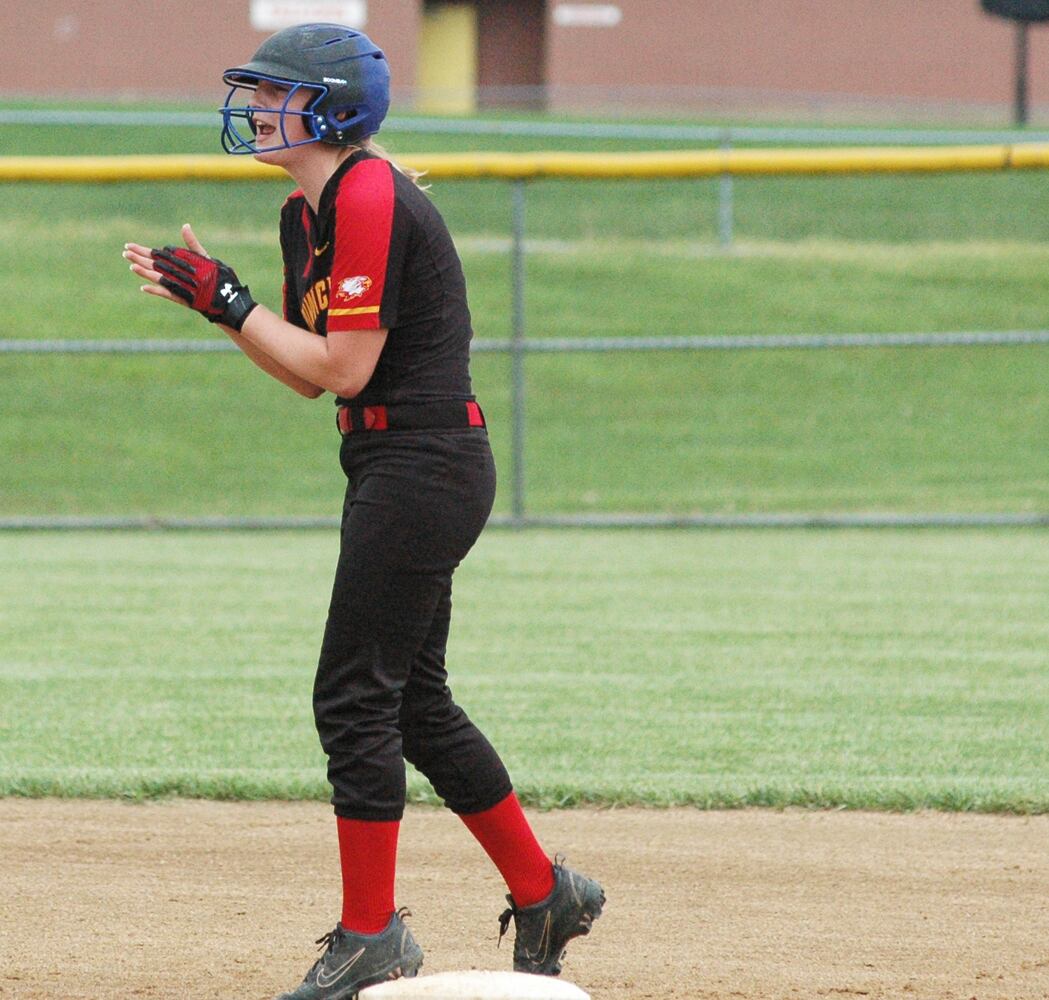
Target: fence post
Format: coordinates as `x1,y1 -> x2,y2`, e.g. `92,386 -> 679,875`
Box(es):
509,179 -> 528,526
719,128 -> 735,249
1015,19 -> 1030,127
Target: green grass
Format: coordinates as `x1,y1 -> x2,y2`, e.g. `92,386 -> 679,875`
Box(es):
1,529 -> 1047,811
3,346 -> 1044,517
1,113 -> 1048,518
2,237 -> 1047,515
2,111 -> 1046,813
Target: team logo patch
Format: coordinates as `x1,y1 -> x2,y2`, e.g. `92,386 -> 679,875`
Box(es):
338,276 -> 373,301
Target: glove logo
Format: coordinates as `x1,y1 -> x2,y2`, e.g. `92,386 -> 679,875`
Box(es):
338,276 -> 373,301
220,283 -> 238,303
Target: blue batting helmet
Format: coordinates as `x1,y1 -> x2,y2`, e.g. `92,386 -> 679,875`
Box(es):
220,23 -> 390,155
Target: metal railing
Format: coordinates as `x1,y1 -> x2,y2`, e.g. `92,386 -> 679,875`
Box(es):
6,108 -> 1049,145
2,146 -> 1048,529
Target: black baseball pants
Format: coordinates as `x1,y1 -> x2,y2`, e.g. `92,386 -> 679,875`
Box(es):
313,426 -> 513,821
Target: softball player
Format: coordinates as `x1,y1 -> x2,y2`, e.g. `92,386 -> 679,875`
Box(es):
123,24 -> 603,999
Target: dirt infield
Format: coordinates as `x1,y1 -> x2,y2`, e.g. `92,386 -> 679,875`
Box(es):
2,801 -> 1048,1000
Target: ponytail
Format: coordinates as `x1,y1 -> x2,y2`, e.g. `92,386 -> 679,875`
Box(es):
356,137 -> 430,189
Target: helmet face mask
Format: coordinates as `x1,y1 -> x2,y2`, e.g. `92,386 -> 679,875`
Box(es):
219,24 -> 391,156
220,76 -> 328,155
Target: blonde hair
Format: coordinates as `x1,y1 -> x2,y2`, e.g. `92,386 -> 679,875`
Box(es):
353,137 -> 429,189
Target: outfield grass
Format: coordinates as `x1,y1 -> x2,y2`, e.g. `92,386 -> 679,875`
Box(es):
1,114 -> 1047,517
1,529 -> 1046,811
2,112 -> 1046,814
2,345 -> 1045,517
2,237 -> 1046,516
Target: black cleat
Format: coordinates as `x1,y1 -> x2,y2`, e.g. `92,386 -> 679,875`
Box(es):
275,908 -> 423,999
497,859 -> 605,976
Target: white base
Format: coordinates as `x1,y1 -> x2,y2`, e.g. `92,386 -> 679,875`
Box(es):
359,970 -> 590,1000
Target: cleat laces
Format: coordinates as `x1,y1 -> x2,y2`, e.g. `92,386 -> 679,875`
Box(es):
497,895 -> 518,947
314,926 -> 345,953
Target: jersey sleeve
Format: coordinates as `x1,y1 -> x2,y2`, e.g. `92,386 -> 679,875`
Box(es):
279,195 -> 309,330
327,159 -> 407,333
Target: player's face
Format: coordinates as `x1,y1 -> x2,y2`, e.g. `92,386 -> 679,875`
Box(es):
251,81 -> 314,160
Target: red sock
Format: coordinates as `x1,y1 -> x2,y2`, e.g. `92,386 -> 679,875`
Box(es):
336,817 -> 399,934
459,792 -> 555,908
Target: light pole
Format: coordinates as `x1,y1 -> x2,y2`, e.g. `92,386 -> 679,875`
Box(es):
1015,18 -> 1030,125
981,0 -> 1049,126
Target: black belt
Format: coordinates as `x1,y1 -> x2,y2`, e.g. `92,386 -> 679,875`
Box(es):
336,400 -> 486,434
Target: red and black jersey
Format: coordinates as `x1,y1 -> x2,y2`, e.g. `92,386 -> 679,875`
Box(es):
279,150 -> 475,405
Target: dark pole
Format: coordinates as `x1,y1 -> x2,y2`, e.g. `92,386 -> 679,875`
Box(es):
1015,19 -> 1030,126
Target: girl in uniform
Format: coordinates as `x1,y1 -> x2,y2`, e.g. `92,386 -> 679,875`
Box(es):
123,23 -> 603,1000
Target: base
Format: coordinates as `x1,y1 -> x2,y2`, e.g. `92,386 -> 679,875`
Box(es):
359,970 -> 590,1000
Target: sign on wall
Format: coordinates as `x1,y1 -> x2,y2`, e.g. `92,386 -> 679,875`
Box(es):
553,4 -> 623,27
250,1 -> 367,31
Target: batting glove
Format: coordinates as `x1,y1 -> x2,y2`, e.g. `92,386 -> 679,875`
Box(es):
151,246 -> 258,331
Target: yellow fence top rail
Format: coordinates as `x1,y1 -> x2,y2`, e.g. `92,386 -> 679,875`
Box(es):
3,146 -> 1049,182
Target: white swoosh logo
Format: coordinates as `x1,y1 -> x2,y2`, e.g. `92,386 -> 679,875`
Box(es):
315,946 -> 366,988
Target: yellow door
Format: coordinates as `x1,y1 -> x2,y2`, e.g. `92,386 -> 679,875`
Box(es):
417,2 -> 477,114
